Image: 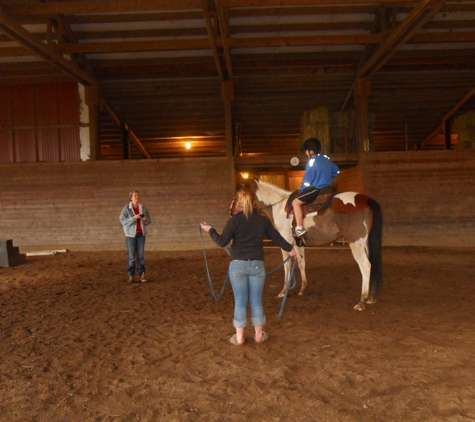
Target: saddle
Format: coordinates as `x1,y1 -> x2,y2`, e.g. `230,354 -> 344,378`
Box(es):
285,186 -> 337,219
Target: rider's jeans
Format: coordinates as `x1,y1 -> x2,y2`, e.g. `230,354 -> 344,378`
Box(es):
229,260 -> 266,328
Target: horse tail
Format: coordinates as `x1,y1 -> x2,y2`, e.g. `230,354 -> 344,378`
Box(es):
367,198 -> 383,299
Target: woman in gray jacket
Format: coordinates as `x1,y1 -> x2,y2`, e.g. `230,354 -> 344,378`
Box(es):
119,190 -> 152,284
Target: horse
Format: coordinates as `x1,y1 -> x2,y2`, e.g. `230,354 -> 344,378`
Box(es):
236,178 -> 383,311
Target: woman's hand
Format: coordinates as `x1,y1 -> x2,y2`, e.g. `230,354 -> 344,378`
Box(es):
200,222 -> 212,232
289,247 -> 298,259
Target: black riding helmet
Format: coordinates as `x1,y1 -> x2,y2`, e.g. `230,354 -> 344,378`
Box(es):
302,137 -> 322,155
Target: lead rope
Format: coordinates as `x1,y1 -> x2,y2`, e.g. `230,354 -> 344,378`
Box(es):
199,225 -> 297,319
277,258 -> 298,320
199,226 -> 231,301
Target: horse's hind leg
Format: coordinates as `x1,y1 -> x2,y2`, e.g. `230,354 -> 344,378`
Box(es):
349,239 -> 372,311
296,246 -> 307,295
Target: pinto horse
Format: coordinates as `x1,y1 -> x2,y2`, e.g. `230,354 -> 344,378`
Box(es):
238,178 -> 383,311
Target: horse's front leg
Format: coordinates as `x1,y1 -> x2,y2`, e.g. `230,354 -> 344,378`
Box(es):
295,246 -> 307,295
277,249 -> 291,298
349,240 -> 372,311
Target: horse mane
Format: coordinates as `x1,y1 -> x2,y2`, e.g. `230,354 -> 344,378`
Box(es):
256,179 -> 291,204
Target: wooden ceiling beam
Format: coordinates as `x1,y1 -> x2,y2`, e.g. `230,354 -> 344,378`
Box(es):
3,29 -> 474,59
55,39 -> 211,54
200,0 -> 225,80
52,34 -> 384,55
0,9 -> 95,86
359,0 -> 447,77
54,16 -> 98,84
229,34 -> 385,48
217,0 -> 234,80
340,4 -> 386,111
2,1 -> 430,17
0,46 -> 32,57
2,1 -> 202,16
223,0 -> 418,6
341,0 -> 446,111
229,5 -> 379,17
48,30 -> 475,56
70,28 -> 208,40
230,22 -> 374,33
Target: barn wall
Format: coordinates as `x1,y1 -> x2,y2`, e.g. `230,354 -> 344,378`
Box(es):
341,150 -> 475,247
0,83 -> 81,164
1,151 -> 474,250
0,158 -> 235,251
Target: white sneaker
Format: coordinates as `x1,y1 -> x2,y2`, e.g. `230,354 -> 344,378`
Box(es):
140,273 -> 147,283
294,228 -> 307,237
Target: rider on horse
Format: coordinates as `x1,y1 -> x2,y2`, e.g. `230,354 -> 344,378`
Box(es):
290,138 -> 340,237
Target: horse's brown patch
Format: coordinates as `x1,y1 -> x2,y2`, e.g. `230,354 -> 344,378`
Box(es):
331,194 -> 369,214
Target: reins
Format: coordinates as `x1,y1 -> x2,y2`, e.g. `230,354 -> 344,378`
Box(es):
259,194 -> 290,210
199,225 -> 297,319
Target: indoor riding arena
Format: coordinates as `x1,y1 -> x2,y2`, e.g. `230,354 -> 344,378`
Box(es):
1,1 -> 475,422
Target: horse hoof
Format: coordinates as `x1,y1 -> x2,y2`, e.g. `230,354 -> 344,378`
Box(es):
298,291 -> 305,296
277,293 -> 285,298
353,302 -> 365,311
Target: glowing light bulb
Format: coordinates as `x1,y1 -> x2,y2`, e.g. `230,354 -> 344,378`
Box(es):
241,172 -> 249,179
185,142 -> 191,149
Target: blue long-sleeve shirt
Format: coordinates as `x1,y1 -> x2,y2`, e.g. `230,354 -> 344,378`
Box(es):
299,154 -> 339,190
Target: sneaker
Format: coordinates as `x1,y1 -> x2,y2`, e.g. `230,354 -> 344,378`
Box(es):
127,276 -> 134,284
140,273 -> 147,283
294,227 -> 307,237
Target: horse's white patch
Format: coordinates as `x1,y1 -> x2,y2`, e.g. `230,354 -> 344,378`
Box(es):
336,192 -> 358,206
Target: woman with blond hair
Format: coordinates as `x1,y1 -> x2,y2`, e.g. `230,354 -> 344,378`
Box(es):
201,189 -> 296,346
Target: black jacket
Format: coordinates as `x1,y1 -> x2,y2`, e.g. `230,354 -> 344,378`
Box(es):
208,210 -> 293,261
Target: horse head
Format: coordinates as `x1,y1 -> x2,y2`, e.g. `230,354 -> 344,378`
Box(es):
229,177 -> 259,215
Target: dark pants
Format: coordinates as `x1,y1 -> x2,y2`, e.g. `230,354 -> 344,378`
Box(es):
287,187 -> 320,208
126,233 -> 145,276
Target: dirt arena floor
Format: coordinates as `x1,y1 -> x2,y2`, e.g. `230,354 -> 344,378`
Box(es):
0,246 -> 474,422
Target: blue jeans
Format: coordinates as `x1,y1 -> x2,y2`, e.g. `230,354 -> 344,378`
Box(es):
126,233 -> 145,276
229,260 -> 266,328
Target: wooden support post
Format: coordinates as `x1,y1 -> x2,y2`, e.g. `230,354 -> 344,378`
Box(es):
221,81 -> 234,157
443,118 -> 451,150
85,85 -> 101,160
122,123 -> 130,159
405,120 -> 409,151
354,77 -> 371,152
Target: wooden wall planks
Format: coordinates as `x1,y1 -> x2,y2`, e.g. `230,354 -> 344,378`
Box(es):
0,158 -> 236,251
356,150 -> 475,247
